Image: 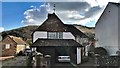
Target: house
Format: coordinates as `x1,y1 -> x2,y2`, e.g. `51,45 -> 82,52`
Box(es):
31,13 -> 89,65
1,35 -> 27,56
95,2 -> 120,55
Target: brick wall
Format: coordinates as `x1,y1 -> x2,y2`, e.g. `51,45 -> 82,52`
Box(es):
2,36 -> 16,56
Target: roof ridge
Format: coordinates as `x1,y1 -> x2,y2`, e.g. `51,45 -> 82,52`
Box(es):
8,35 -> 26,45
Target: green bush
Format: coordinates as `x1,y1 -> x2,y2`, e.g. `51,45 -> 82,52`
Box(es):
88,43 -> 95,57
88,43 -> 95,52
82,56 -> 89,63
94,47 -> 108,56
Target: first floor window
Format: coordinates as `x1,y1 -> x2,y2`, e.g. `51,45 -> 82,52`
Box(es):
6,44 -> 10,49
47,32 -> 63,39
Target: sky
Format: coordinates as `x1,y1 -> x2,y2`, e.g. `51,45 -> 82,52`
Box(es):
1,0 -> 120,32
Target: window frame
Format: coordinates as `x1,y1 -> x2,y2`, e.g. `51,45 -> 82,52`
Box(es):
47,32 -> 63,39
5,44 -> 10,49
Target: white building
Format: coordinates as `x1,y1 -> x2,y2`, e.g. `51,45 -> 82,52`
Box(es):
95,2 -> 120,55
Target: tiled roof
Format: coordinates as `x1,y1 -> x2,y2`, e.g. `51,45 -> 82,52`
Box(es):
33,13 -> 88,38
31,39 -> 83,47
66,24 -> 89,38
35,13 -> 69,32
8,35 -> 26,45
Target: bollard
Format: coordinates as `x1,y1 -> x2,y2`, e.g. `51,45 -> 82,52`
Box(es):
94,54 -> 100,66
36,52 -> 43,68
45,55 -> 51,68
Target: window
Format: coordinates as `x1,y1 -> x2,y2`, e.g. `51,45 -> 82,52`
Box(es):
6,44 -> 10,49
47,32 -> 63,39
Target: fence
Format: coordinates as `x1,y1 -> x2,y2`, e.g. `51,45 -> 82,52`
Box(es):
95,54 -> 120,67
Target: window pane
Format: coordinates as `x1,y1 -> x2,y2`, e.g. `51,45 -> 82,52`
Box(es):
59,32 -> 63,39
48,32 -> 56,39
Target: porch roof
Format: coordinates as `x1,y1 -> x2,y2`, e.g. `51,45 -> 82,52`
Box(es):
31,39 -> 83,47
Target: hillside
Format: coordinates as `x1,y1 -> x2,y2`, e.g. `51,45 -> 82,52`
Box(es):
74,25 -> 95,34
1,25 -> 95,42
1,26 -> 39,40
73,24 -> 95,38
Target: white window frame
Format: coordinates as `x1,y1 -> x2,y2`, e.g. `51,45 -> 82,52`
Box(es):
47,32 -> 63,39
6,44 -> 10,49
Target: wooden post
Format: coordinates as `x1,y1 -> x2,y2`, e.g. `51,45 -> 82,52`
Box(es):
27,52 -> 33,68
32,51 -> 37,68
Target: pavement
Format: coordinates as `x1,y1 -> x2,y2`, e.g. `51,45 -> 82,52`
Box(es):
76,57 -> 97,68
0,56 -> 14,61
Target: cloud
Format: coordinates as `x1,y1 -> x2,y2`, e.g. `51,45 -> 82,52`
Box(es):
0,27 -> 4,32
22,0 -> 119,26
22,3 -> 50,25
49,2 -> 104,26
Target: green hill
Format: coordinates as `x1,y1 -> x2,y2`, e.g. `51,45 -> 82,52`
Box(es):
1,25 -> 95,43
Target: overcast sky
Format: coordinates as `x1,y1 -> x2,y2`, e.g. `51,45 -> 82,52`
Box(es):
22,0 -> 120,26
22,2 -> 104,26
1,0 -> 120,32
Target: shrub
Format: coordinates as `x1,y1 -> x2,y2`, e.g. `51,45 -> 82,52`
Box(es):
88,43 -> 95,57
94,47 -> 108,56
82,56 -> 89,63
116,50 -> 120,55
88,43 -> 95,52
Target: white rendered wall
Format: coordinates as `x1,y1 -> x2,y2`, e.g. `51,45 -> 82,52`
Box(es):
63,32 -> 75,40
95,3 -> 119,55
33,31 -> 47,42
33,31 -> 75,42
118,6 -> 120,50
